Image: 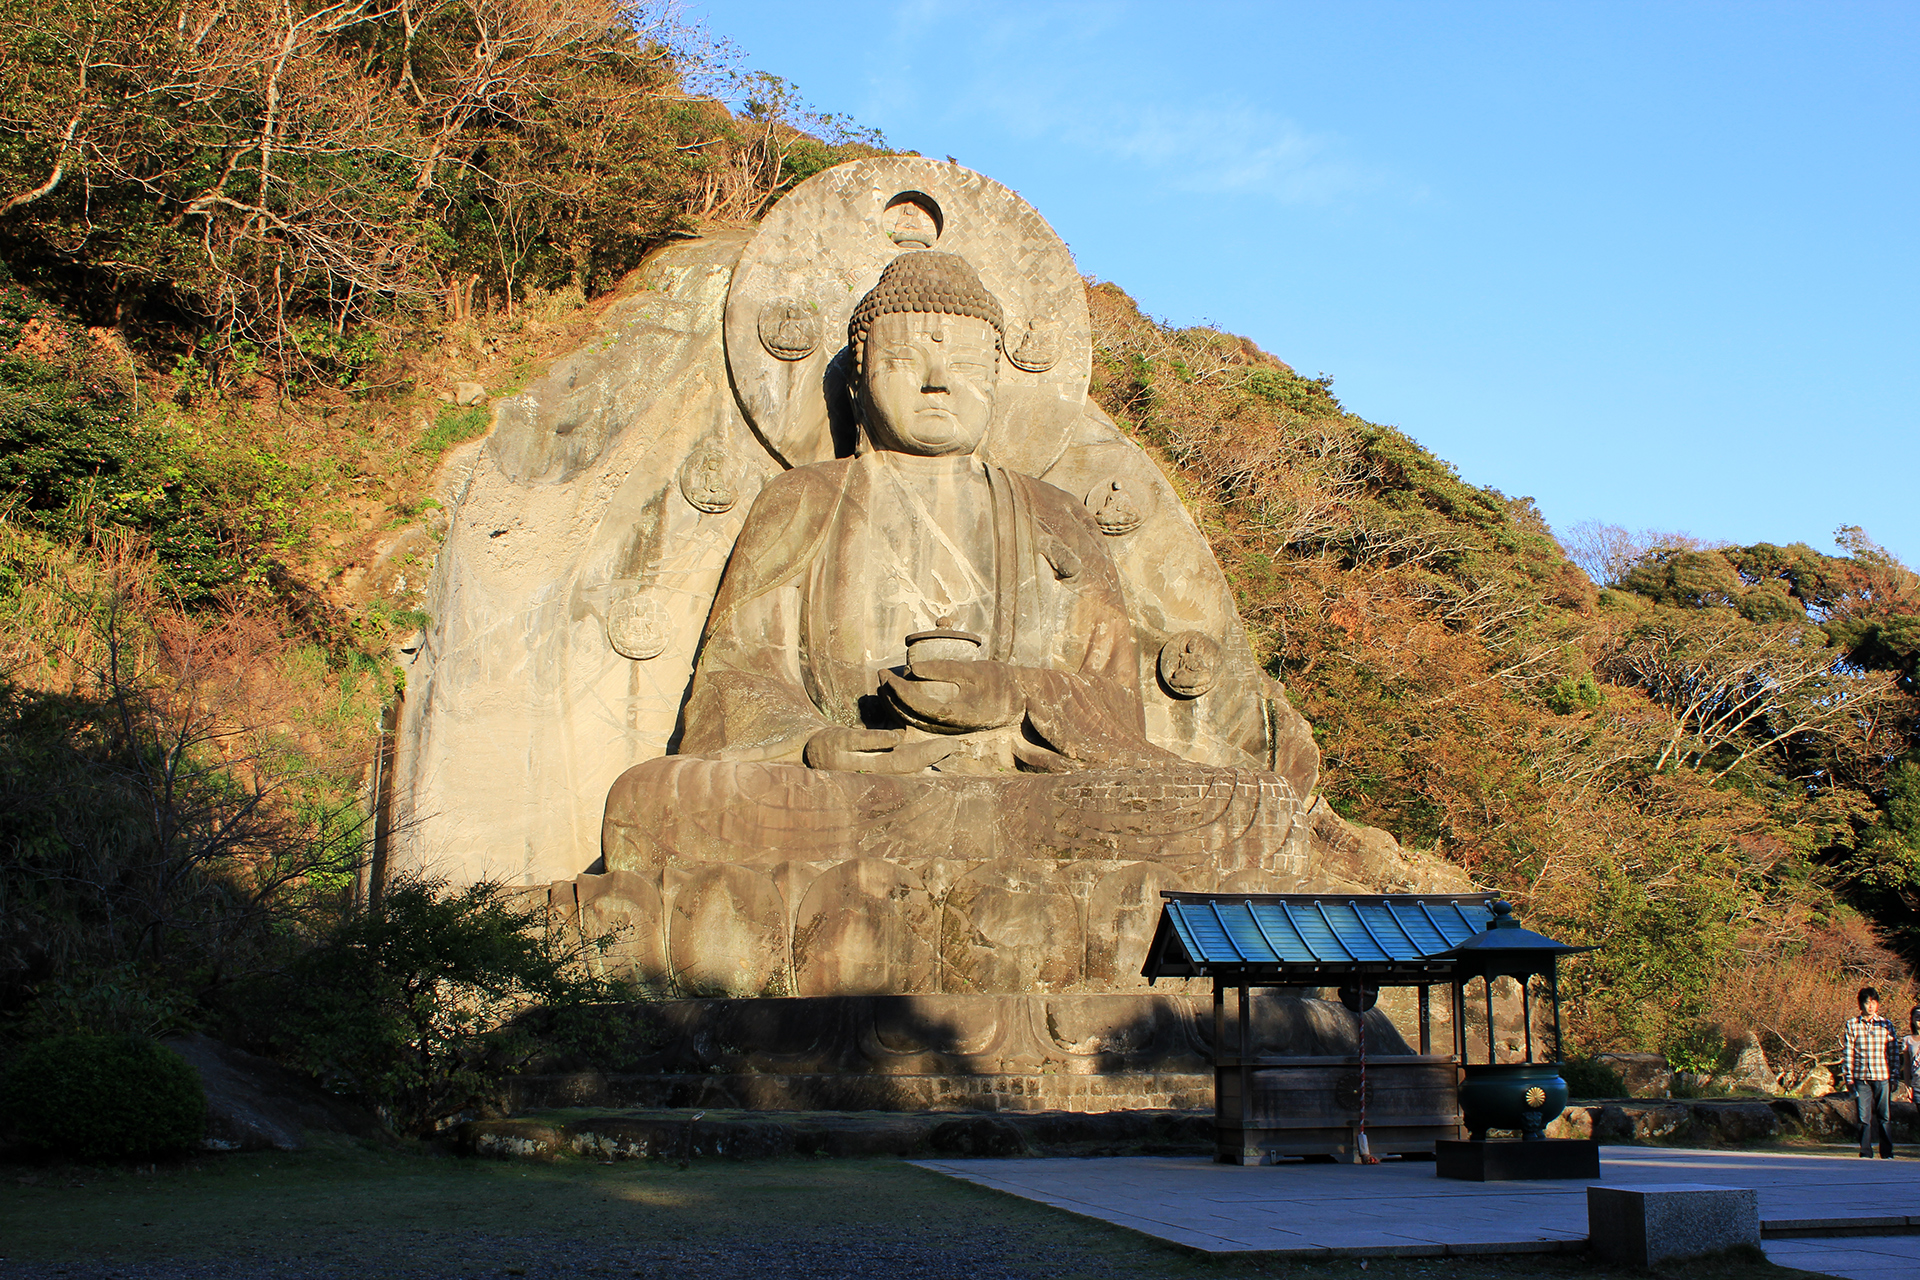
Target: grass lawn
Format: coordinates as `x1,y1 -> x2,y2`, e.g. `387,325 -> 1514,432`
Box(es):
1,1141 -> 1821,1280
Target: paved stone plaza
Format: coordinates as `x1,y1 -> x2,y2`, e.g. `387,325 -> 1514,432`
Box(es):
916,1144 -> 1920,1275
1764,1234 -> 1920,1279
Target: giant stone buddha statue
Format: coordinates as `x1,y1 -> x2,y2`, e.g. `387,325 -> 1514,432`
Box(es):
389,158 -> 1454,1003
604,248 -> 1310,881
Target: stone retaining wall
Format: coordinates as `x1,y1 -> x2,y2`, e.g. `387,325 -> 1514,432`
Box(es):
1546,1096 -> 1917,1145
456,1095 -> 1909,1165
454,1107 -> 1212,1162
506,1070 -> 1215,1115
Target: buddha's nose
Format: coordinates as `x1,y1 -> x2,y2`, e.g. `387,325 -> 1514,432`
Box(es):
922,351 -> 950,392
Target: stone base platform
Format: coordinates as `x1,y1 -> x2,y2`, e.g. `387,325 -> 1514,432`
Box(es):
510,991 -> 1404,1115
454,1106 -> 1213,1162
509,1069 -> 1214,1114
1587,1182 -> 1759,1266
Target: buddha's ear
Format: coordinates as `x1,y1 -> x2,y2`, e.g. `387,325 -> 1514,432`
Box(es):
825,345 -> 862,458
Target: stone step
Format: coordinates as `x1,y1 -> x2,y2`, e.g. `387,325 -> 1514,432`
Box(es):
451,1106 -> 1214,1163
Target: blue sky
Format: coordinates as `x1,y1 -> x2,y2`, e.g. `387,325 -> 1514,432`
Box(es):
701,1 -> 1918,565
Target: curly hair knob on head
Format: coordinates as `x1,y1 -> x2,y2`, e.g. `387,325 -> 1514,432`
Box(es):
846,251 -> 1005,377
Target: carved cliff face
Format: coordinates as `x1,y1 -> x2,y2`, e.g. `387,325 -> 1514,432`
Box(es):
392,160 -> 1346,920
857,312 -> 999,457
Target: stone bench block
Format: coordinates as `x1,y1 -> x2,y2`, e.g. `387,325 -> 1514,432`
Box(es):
1587,1183 -> 1758,1266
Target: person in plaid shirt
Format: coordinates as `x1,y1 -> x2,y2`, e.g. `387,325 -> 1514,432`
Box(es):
1902,1006 -> 1920,1106
1842,986 -> 1900,1158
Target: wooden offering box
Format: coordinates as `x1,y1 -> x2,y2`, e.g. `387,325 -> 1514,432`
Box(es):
1143,892 -> 1497,1165
1219,1054 -> 1464,1164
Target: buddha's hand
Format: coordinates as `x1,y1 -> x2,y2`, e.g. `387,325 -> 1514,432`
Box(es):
803,726 -> 953,774
881,660 -> 1024,734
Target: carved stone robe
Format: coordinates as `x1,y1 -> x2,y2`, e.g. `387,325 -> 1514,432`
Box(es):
602,450 -> 1309,878
679,449 -> 1156,764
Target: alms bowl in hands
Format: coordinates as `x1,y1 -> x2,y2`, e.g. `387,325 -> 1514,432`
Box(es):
905,626 -> 983,673
882,658 -> 1022,734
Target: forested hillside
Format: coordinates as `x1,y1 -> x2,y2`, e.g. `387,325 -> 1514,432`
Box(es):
0,0 -> 881,1086
4,0 -> 1917,1091
1086,286 -> 1920,1080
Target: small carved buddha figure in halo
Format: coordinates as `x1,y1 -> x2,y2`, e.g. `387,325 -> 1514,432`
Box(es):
602,250 -> 1309,877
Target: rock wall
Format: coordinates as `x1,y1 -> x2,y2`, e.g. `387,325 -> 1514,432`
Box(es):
391,230 -> 775,885
1546,1095 -> 1918,1146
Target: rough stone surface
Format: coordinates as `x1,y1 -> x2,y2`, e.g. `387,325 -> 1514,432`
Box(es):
514,1069 -> 1215,1116
453,380 -> 487,407
1545,1095 -> 1916,1144
1797,1064 -> 1836,1097
160,1033 -> 379,1151
392,229 -> 775,887
1544,1105 -> 1593,1140
1726,1034 -> 1780,1093
1769,1096 -> 1852,1139
393,159 -> 1465,1001
1772,1094 -> 1918,1142
1599,1102 -> 1693,1142
724,160 -> 1092,477
1696,1101 -> 1782,1144
1586,1183 -> 1760,1267
1595,1051 -> 1673,1098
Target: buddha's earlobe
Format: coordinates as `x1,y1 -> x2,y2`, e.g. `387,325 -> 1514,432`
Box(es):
845,380 -> 869,455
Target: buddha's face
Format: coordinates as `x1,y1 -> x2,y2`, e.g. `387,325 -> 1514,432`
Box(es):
858,311 -> 998,457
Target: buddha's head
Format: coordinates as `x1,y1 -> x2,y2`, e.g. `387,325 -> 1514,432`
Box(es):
847,251 -> 1003,457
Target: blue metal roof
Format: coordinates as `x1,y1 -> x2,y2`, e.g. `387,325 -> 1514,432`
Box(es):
1142,892 -> 1499,980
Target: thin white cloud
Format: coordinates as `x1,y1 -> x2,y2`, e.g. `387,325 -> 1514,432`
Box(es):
943,6 -> 1399,207
1088,100 -> 1387,204
814,0 -> 1409,208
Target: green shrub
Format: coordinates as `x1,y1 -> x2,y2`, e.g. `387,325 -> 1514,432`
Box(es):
0,1034 -> 205,1160
1545,673 -> 1604,714
0,290 -> 309,602
1665,1022 -> 1733,1076
1241,366 -> 1342,416
1562,1056 -> 1629,1099
1670,1072 -> 1722,1100
233,876 -> 629,1135
420,404 -> 491,456
0,355 -> 135,516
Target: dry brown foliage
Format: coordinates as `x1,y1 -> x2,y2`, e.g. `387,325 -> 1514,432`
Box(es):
0,524 -> 386,1020
1085,280 -> 1916,1068
1713,913 -> 1913,1088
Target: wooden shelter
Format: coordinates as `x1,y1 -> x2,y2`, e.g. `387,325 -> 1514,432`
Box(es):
1141,891 -> 1499,1164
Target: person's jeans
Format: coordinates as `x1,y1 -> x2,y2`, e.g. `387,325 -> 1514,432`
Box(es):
1855,1078 -> 1894,1157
